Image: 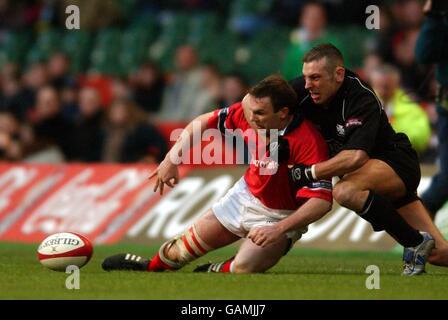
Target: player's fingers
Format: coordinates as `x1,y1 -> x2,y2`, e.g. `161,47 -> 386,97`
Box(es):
153,178 -> 160,192
168,177 -> 179,188
160,181 -> 165,195
148,169 -> 158,180
165,179 -> 174,188
251,233 -> 263,246
256,238 -> 264,246
249,233 -> 257,243
247,229 -> 258,240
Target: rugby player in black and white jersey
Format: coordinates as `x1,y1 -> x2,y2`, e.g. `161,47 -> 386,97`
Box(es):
288,43 -> 448,275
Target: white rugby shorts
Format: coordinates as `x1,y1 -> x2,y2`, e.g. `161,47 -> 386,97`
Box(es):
212,177 -> 307,243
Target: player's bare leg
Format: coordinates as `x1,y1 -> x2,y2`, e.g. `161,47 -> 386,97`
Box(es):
397,201 -> 448,266
155,209 -> 240,270
333,159 -> 406,211
102,209 -> 240,272
194,235 -> 290,273
332,159 -> 437,275
333,159 -> 445,242
232,237 -> 290,273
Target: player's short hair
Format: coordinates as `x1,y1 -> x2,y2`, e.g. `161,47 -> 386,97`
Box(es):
303,43 -> 344,73
249,74 -> 298,114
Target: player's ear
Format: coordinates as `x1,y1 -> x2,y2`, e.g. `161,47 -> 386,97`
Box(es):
278,107 -> 289,119
335,66 -> 345,83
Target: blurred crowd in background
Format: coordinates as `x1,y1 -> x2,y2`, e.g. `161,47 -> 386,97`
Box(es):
0,0 -> 439,164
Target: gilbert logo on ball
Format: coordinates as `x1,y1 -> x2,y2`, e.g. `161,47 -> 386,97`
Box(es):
37,232 -> 93,271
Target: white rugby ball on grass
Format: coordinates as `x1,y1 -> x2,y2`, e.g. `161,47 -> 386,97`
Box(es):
37,232 -> 93,271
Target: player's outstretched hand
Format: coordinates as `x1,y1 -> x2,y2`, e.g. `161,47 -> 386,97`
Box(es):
148,156 -> 179,195
247,225 -> 284,248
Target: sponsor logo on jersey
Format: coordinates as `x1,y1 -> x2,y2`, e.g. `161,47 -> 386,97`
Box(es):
345,117 -> 363,127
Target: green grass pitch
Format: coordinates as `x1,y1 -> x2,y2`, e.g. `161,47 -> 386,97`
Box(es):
1,241 -> 448,300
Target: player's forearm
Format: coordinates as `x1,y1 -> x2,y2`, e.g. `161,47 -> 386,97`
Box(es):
165,112 -> 213,165
276,198 -> 332,234
314,149 -> 368,180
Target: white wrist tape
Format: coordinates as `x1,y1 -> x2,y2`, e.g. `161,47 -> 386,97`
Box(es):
311,164 -> 318,180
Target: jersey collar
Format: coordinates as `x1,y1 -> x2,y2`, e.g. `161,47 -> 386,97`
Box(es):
280,113 -> 303,136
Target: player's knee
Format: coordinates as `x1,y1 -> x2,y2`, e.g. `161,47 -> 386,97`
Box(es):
232,260 -> 271,274
333,182 -> 359,209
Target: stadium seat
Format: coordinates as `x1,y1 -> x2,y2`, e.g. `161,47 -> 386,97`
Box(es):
235,27 -> 290,83
90,28 -> 123,75
0,31 -> 32,65
147,12 -> 193,71
25,29 -> 62,65
197,30 -> 240,74
187,13 -> 220,47
62,31 -> 93,73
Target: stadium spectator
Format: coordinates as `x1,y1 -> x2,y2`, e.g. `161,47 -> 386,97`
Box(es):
391,28 -> 432,100
281,1 -> 342,80
157,45 -> 203,121
220,73 -> 248,108
370,64 -> 431,153
359,52 -> 382,84
0,112 -> 22,161
71,87 -> 104,162
14,62 -> 50,122
0,73 -> 23,119
0,1 -> 39,31
110,76 -> 132,102
0,62 -> 20,81
287,44 -> 447,273
374,0 -> 432,100
59,79 -> 80,123
102,99 -> 167,163
129,62 -> 165,114
102,75 -> 332,274
416,0 -> 448,232
47,52 -> 73,91
376,0 -> 424,63
189,64 -> 222,118
27,86 -> 74,161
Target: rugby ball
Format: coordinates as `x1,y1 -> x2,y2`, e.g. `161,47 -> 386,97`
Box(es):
37,232 -> 93,271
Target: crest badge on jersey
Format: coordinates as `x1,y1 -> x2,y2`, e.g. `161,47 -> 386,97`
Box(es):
336,124 -> 345,136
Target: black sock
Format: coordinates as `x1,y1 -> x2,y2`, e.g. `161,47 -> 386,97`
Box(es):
358,191 -> 423,247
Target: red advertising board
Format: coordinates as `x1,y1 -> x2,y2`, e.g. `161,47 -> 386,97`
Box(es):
0,163 -> 193,244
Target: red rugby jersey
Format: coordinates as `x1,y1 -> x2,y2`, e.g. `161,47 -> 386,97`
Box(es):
207,102 -> 332,210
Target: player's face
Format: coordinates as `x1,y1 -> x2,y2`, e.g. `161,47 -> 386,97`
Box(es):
303,58 -> 344,105
242,94 -> 289,131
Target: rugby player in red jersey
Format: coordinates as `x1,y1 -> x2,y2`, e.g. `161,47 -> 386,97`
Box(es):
102,75 -> 332,273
